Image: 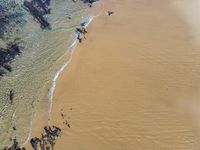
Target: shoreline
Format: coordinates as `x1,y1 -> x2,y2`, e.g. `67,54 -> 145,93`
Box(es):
26,0 -> 200,149
0,1 -> 91,148
48,15 -> 95,116
23,2 -> 101,149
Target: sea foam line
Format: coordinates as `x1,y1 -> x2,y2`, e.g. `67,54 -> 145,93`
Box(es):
47,0 -> 104,116
48,15 -> 95,115
20,15 -> 94,147
22,112 -> 35,146
20,1 -> 104,146
21,33 -> 80,146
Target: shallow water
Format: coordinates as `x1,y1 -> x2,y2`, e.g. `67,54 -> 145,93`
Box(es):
0,0 -> 90,148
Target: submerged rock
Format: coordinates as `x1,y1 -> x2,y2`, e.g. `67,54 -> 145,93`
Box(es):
0,40 -> 23,76
24,0 -> 51,29
0,1 -> 25,77
30,125 -> 61,150
30,137 -> 41,150
2,138 -> 26,150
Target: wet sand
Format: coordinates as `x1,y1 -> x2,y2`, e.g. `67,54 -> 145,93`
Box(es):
45,0 -> 200,149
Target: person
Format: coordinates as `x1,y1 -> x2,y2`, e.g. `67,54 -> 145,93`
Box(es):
77,32 -> 82,43
76,27 -> 82,33
88,3 -> 92,7
108,11 -> 114,16
81,26 -> 88,34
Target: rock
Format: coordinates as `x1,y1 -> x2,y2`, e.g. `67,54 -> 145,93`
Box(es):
30,137 -> 41,150
3,138 -> 26,150
23,0 -> 51,29
0,40 -> 22,76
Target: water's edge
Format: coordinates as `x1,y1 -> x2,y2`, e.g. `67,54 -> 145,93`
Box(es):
23,1 -> 103,147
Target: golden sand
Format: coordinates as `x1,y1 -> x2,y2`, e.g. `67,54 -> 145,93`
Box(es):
32,0 -> 200,149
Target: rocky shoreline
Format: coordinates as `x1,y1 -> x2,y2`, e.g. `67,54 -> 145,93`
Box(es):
3,109 -> 72,150
0,0 -> 99,149
3,125 -> 61,150
0,0 -> 99,77
0,39 -> 23,76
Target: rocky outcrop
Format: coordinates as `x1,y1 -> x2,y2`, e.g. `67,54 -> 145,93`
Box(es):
24,0 -> 51,29
2,138 -> 26,150
30,125 -> 61,150
0,40 -> 23,76
80,0 -> 99,4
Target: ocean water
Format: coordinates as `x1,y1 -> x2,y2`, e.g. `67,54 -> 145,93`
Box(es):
0,0 -> 96,148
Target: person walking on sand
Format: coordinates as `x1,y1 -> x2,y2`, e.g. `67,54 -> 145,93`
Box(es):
107,11 -> 114,16
81,26 -> 88,35
77,32 -> 83,43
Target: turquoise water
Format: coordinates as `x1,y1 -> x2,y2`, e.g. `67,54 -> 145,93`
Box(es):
0,0 -> 91,148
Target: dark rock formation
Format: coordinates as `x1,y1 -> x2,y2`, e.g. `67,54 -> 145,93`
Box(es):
30,125 -> 61,150
2,138 -> 26,150
30,137 -> 41,150
0,40 -> 22,76
24,0 -> 51,29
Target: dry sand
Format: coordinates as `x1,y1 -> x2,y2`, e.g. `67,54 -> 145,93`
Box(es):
33,0 -> 200,149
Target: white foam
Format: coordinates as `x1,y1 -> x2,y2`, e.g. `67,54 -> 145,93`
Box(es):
21,14 -> 97,147
21,0 -> 104,145
48,15 -> 95,116
22,113 -> 35,146
47,39 -> 77,114
84,16 -> 95,27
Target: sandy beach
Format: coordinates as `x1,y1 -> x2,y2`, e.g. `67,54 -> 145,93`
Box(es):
29,0 -> 200,149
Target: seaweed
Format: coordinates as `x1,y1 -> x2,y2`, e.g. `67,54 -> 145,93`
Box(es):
80,0 -> 99,4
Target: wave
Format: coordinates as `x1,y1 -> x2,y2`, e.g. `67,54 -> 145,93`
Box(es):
47,0 -> 104,117
21,0 -> 104,147
48,15 -> 95,117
